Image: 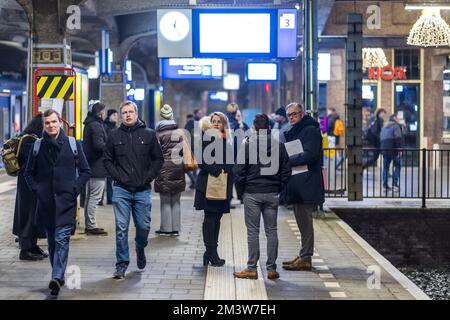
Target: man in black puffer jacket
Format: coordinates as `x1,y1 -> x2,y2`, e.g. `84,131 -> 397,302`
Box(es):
103,101 -> 163,279
83,101 -> 108,235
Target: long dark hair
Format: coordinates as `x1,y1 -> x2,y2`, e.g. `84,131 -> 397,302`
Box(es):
22,113 -> 43,138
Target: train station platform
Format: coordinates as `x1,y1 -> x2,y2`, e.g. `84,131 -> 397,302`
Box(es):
0,175 -> 429,300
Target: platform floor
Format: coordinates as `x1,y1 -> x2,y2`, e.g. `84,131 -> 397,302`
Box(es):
0,175 -> 429,300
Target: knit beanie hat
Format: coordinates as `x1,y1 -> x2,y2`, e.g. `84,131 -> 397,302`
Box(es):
107,109 -> 118,118
275,106 -> 286,118
160,104 -> 174,120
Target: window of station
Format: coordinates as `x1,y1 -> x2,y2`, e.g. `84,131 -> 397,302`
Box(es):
444,79 -> 450,139
362,84 -> 378,132
394,84 -> 420,149
394,49 -> 420,80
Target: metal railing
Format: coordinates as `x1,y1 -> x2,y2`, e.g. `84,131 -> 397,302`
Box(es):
323,148 -> 450,207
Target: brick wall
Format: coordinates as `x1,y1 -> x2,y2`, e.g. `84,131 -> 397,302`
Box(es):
335,209 -> 450,267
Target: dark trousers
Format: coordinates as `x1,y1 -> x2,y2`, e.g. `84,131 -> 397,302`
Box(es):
202,212 -> 223,257
19,237 -> 37,251
363,149 -> 381,170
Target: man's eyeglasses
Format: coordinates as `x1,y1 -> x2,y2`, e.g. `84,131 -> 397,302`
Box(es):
287,112 -> 301,118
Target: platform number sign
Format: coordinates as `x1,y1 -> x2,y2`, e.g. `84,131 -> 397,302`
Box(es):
279,13 -> 295,29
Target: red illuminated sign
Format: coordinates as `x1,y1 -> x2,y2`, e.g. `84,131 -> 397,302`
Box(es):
368,66 -> 407,81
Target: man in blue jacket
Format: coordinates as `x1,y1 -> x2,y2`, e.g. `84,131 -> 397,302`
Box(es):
103,101 -> 164,279
24,109 -> 91,296
282,102 -> 325,271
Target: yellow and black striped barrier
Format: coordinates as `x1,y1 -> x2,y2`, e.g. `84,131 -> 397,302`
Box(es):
36,75 -> 74,100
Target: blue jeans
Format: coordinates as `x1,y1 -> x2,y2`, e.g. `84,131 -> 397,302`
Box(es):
383,154 -> 401,187
112,186 -> 152,267
46,224 -> 73,281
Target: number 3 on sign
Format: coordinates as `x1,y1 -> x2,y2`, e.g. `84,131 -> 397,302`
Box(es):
280,14 -> 295,29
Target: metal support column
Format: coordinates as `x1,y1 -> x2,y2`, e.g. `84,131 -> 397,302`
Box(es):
302,0 -> 318,112
346,14 -> 363,201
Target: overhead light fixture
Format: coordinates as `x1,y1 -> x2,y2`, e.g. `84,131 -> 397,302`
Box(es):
362,48 -> 389,71
405,3 -> 450,11
407,8 -> 450,47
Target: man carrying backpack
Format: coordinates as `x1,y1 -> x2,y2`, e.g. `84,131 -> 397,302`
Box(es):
24,109 -> 91,296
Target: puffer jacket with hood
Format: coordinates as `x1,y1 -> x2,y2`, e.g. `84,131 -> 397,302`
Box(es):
154,120 -> 186,194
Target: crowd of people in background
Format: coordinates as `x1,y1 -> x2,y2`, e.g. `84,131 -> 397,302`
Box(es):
8,97 -> 407,296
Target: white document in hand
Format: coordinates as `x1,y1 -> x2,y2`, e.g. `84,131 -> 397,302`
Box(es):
284,139 -> 303,157
285,139 -> 308,175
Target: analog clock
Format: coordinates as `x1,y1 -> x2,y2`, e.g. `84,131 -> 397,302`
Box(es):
159,11 -> 190,42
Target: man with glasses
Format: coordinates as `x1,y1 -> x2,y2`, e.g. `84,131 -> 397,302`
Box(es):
103,101 -> 164,279
282,103 -> 325,271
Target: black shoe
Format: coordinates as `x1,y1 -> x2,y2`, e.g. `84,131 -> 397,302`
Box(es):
155,230 -> 172,236
136,248 -> 146,270
48,279 -> 62,296
19,250 -> 44,261
85,228 -> 108,236
98,202 -> 104,206
113,264 -> 128,279
30,246 -> 49,258
203,253 -> 225,267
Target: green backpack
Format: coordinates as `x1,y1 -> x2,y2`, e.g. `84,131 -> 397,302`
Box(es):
1,134 -> 38,176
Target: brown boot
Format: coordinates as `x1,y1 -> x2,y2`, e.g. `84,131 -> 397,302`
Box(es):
233,269 -> 258,280
282,256 -> 299,266
282,259 -> 312,271
267,271 -> 280,280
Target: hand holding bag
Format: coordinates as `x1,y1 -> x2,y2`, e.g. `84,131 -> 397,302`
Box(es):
206,169 -> 228,200
181,131 -> 198,172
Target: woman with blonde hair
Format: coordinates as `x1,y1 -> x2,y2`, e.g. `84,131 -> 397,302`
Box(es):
194,112 -> 234,267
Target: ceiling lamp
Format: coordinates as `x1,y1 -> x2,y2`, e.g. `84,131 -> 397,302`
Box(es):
407,8 -> 450,47
362,48 -> 388,71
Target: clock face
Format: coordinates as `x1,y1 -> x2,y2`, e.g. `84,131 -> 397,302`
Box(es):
159,11 -> 190,42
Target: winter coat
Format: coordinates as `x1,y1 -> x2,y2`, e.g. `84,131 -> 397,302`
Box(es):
154,120 -> 186,194
380,121 -> 404,157
24,130 -> 91,228
13,134 -> 45,238
83,112 -> 108,177
194,119 -> 234,214
283,115 -> 325,205
233,133 -> 291,195
103,119 -> 164,193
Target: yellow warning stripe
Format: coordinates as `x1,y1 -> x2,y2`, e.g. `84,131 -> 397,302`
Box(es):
57,77 -> 73,99
43,76 -> 61,98
36,77 -> 47,95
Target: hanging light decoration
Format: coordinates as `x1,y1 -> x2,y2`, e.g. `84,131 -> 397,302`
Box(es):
362,48 -> 389,71
407,8 -> 450,47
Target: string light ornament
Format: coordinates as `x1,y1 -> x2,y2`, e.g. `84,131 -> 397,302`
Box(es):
362,48 -> 389,71
407,8 -> 450,47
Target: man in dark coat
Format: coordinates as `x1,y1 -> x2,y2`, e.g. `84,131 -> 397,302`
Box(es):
103,101 -> 164,279
282,102 -> 325,271
82,101 -> 108,235
24,109 -> 91,296
380,113 -> 404,191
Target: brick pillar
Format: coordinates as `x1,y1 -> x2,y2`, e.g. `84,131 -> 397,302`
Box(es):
18,0 -> 82,120
346,14 -> 363,201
